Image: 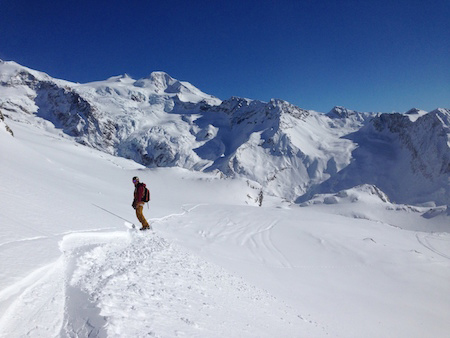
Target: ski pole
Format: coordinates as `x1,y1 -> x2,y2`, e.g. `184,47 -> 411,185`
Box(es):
92,204 -> 136,228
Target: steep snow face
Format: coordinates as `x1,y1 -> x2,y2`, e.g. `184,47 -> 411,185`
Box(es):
307,110 -> 450,206
0,61 -> 118,152
0,61 -> 220,164
204,99 -> 361,200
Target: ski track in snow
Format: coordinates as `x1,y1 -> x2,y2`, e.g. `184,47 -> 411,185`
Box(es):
0,228 -> 118,249
0,226 -> 324,337
0,236 -> 49,249
416,233 -> 450,260
235,220 -> 293,269
150,203 -> 208,224
0,259 -> 66,337
194,214 -> 294,269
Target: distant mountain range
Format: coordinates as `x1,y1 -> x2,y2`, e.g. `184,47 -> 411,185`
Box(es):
1,60 -> 449,206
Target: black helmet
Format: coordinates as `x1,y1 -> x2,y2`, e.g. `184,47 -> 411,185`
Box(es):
132,176 -> 139,183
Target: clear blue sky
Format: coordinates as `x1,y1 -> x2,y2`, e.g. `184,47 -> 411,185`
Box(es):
1,0 -> 449,113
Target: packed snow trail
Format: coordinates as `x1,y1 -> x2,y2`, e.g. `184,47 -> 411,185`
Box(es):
0,229 -> 325,337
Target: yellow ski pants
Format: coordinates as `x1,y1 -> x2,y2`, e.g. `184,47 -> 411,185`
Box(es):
135,203 -> 150,228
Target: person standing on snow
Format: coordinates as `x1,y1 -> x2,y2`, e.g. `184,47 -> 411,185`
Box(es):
132,176 -> 151,230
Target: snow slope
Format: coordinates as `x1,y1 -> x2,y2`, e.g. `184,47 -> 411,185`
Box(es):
1,109 -> 450,337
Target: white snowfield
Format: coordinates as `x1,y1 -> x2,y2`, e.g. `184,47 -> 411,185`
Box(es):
1,120 -> 450,337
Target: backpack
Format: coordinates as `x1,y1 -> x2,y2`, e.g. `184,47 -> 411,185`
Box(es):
142,185 -> 150,202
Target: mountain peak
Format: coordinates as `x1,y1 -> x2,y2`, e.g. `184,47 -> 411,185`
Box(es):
405,108 -> 428,122
149,71 -> 177,89
405,108 -> 423,115
148,71 -> 173,80
430,108 -> 450,116
429,108 -> 450,127
105,73 -> 135,83
327,106 -> 358,118
132,71 -> 220,104
134,71 -> 177,91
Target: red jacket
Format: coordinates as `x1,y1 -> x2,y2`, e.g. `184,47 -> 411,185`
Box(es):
133,182 -> 146,205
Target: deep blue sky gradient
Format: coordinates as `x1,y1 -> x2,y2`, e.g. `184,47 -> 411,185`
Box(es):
1,0 -> 449,112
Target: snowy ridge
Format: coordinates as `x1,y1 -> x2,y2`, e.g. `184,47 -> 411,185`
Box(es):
1,60 -> 449,206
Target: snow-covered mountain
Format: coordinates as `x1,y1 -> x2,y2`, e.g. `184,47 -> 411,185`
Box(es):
305,108 -> 450,206
1,60 -> 450,337
1,60 -> 449,206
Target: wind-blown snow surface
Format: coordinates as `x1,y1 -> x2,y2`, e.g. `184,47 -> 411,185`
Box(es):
1,112 -> 450,337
